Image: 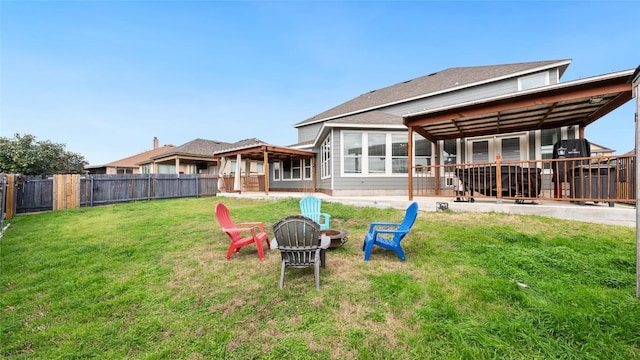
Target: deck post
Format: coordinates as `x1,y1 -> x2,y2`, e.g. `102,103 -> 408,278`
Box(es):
495,154 -> 502,204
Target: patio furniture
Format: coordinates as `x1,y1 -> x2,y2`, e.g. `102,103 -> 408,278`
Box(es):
362,202 -> 418,262
299,195 -> 331,230
215,203 -> 270,260
272,215 -> 323,289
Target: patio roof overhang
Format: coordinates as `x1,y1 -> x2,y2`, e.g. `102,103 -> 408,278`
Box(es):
403,68 -> 636,143
214,144 -> 315,161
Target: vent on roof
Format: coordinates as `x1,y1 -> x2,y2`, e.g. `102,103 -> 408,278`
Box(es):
427,72 -> 438,77
402,79 -> 412,84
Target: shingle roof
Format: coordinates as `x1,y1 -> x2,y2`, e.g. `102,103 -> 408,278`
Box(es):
296,59 -> 571,127
152,138 -> 232,158
100,145 -> 176,168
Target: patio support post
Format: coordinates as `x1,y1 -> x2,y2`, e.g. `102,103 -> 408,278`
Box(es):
434,141 -> 440,196
263,150 -> 269,196
495,153 -> 503,204
633,67 -> 639,298
408,127 -> 414,201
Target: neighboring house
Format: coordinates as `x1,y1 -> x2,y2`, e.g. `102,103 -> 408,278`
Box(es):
269,59 -> 635,196
589,142 -> 615,158
85,137 -> 175,174
137,137 -> 269,175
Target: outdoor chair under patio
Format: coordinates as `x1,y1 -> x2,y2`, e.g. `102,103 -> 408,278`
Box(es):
215,202 -> 270,260
362,202 -> 418,262
299,195 -> 331,230
272,215 -> 323,289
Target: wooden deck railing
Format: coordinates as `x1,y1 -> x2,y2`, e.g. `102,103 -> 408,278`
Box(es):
412,154 -> 636,205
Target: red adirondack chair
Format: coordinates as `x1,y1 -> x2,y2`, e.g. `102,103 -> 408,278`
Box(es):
215,203 -> 270,260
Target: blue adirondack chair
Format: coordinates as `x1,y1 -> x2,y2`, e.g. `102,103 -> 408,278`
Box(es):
362,202 -> 418,261
299,196 -> 331,230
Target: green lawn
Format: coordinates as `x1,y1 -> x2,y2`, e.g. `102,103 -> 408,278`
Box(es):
1,196 -> 638,359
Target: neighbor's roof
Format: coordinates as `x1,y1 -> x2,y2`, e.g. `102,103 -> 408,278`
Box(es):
86,144 -> 176,169
150,138 -> 232,159
296,59 -> 571,127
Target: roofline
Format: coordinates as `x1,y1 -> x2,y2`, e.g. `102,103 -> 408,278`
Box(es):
404,68 -> 635,120
295,59 -> 572,128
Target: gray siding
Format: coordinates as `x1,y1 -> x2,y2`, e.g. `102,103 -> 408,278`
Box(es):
297,122 -> 323,144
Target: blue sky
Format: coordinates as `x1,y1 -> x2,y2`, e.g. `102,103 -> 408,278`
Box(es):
1,1 -> 639,166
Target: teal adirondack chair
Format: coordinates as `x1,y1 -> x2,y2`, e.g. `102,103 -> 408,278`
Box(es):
362,202 -> 418,261
299,196 -> 331,230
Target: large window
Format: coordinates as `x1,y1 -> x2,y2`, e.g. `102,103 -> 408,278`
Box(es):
321,135 -> 331,178
282,160 -> 301,180
273,160 -> 306,181
343,133 -> 363,174
368,133 -> 386,174
342,131 -> 430,176
158,164 -> 176,174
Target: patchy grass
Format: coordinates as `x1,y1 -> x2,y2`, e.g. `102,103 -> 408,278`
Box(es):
1,196 -> 638,359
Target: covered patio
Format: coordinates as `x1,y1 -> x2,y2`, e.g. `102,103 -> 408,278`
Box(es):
214,144 -> 316,195
404,67 -> 638,205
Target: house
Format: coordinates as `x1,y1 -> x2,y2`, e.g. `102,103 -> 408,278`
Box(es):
85,137 -> 175,174
262,59 -> 635,197
137,137 -> 269,176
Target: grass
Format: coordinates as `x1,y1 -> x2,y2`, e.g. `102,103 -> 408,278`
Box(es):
1,196 -> 638,359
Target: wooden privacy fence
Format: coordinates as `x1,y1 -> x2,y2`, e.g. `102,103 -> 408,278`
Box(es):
3,174 -> 219,218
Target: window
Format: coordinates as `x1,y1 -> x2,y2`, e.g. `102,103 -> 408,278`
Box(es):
367,133 -> 386,174
158,164 -> 176,174
443,139 -> 457,165
414,136 -> 432,173
273,162 -> 280,181
341,131 -> 428,176
303,158 -> 312,180
501,138 -> 521,161
343,133 -> 363,174
471,141 -> 489,163
279,160 -> 302,180
229,160 -> 236,175
518,72 -> 549,91
541,128 -> 561,169
255,162 -> 264,174
141,165 -> 152,174
321,135 -> 331,178
391,134 -> 408,173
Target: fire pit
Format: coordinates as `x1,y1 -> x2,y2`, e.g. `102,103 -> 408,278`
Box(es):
319,229 -> 348,249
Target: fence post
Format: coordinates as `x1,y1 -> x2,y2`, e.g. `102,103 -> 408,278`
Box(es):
5,174 -> 16,219
90,176 -> 94,207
